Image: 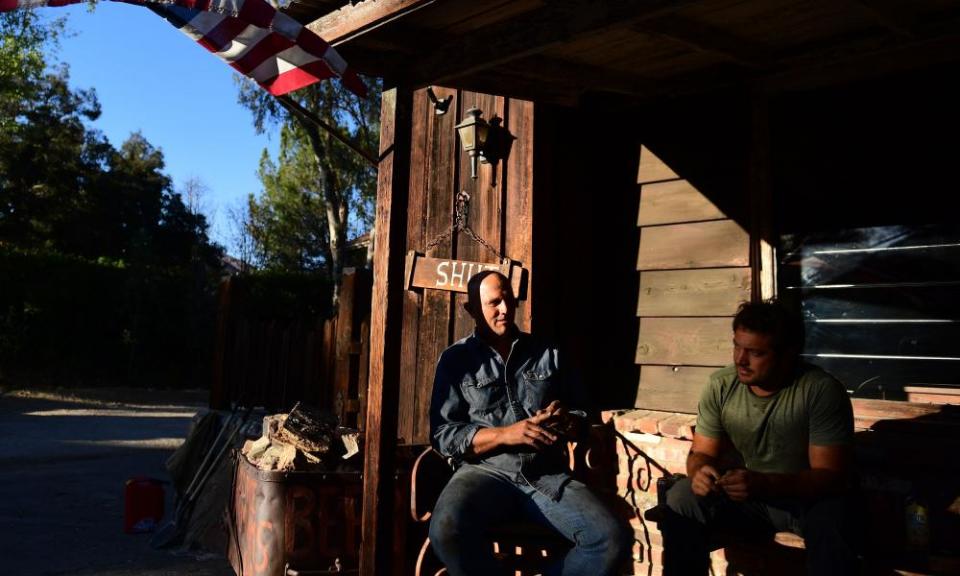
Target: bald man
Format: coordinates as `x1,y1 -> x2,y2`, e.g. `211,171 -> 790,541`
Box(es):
428,270 -> 630,576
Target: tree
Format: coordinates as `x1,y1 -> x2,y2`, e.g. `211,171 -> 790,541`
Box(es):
0,10 -> 224,390
237,76 -> 381,293
226,198 -> 255,272
0,11 -> 64,135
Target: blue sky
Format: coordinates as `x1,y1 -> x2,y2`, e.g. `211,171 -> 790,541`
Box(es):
50,3 -> 278,254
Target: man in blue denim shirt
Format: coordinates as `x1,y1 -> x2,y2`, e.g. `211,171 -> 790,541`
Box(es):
428,270 -> 630,576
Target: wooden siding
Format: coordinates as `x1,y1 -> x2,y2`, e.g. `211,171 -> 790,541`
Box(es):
637,219 -> 750,271
637,268 -> 751,317
636,317 -> 731,366
637,145 -> 678,184
634,365 -> 718,413
634,145 -> 749,413
395,88 -> 536,446
637,179 -> 726,226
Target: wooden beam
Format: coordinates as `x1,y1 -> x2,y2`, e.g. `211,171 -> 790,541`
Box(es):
307,0 -> 438,46
359,85 -> 413,576
850,0 -> 920,38
640,14 -> 774,69
763,15 -> 960,92
501,54 -> 660,98
407,0 -> 702,87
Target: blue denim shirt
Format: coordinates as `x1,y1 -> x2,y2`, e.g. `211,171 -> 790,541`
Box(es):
429,330 -> 587,500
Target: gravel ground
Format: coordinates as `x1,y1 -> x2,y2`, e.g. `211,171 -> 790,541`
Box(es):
0,386 -> 235,576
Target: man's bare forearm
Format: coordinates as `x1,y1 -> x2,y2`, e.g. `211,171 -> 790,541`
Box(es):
686,450 -> 720,478
469,417 -> 558,457
469,427 -> 503,456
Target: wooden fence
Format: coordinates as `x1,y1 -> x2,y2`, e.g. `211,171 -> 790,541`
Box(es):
210,268 -> 372,429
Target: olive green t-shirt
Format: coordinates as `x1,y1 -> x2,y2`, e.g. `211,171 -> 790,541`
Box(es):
696,363 -> 854,474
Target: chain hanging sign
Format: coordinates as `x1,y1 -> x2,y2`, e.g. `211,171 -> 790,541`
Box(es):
404,252 -> 525,297
405,189 -> 527,298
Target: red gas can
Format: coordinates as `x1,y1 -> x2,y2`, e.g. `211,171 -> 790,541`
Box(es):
124,477 -> 165,534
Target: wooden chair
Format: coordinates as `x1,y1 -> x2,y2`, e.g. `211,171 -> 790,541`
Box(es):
410,424 -> 618,576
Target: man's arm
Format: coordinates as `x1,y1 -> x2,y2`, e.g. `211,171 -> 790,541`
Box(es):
468,408 -> 560,457
430,355 -> 482,459
717,443 -> 852,502
687,433 -> 727,496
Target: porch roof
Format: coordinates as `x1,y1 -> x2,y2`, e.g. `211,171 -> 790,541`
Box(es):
286,0 -> 960,105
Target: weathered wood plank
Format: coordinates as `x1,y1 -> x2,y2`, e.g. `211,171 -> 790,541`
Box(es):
638,179 -> 726,226
357,318 -> 369,430
360,86 -> 411,576
333,271 -> 357,425
210,278 -> 232,410
904,386 -> 960,405
452,92 -> 505,343
635,365 -> 717,414
412,86 -> 460,445
505,98 -> 535,331
851,397 -> 951,429
642,14 -> 774,69
637,144 -> 678,184
638,268 -> 750,317
638,219 -> 749,270
636,317 -> 732,366
397,87 -> 432,448
307,0 -> 437,45
408,0 -> 698,87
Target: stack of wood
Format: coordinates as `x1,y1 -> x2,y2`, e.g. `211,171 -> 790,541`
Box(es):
242,402 -> 361,471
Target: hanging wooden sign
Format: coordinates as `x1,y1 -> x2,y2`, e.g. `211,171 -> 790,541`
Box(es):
404,251 -> 526,298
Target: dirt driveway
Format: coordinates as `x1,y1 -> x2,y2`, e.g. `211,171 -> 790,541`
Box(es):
0,386 -> 235,576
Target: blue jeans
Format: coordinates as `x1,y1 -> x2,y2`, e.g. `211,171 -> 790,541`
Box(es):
428,463 -> 631,576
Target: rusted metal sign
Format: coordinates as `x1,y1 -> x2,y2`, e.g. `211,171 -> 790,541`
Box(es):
404,251 -> 526,298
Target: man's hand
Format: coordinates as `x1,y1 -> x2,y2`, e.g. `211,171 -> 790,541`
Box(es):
471,408 -> 560,455
716,468 -> 770,502
690,464 -> 722,497
497,412 -> 559,449
533,400 -> 578,438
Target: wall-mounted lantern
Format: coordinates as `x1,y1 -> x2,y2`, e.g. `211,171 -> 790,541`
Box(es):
455,107 -> 489,180
455,107 -> 513,186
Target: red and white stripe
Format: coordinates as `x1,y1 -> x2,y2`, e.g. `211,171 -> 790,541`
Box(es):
0,0 -> 366,97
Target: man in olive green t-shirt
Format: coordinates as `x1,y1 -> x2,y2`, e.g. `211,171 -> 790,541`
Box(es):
661,301 -> 858,576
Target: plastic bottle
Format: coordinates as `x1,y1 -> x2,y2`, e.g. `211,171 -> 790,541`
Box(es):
904,493 -> 931,553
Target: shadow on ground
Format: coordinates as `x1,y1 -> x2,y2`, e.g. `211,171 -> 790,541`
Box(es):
0,387 -> 235,576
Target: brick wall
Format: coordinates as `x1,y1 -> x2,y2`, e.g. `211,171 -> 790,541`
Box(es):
602,409 -> 708,575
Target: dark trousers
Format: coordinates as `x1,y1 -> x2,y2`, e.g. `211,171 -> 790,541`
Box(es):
660,477 -> 858,576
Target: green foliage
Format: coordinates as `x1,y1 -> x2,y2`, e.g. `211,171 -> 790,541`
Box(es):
237,75 -> 381,285
227,270 -> 332,322
0,13 -> 225,388
0,11 -> 65,135
0,247 -> 217,388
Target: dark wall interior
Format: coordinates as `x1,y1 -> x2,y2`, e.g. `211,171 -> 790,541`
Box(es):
773,63 -> 960,233
532,99 -> 645,410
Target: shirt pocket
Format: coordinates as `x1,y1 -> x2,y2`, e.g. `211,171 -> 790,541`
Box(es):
461,373 -> 508,417
522,367 -> 558,410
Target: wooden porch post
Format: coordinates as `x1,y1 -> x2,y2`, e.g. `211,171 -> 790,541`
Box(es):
749,88 -> 776,301
360,85 -> 412,576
